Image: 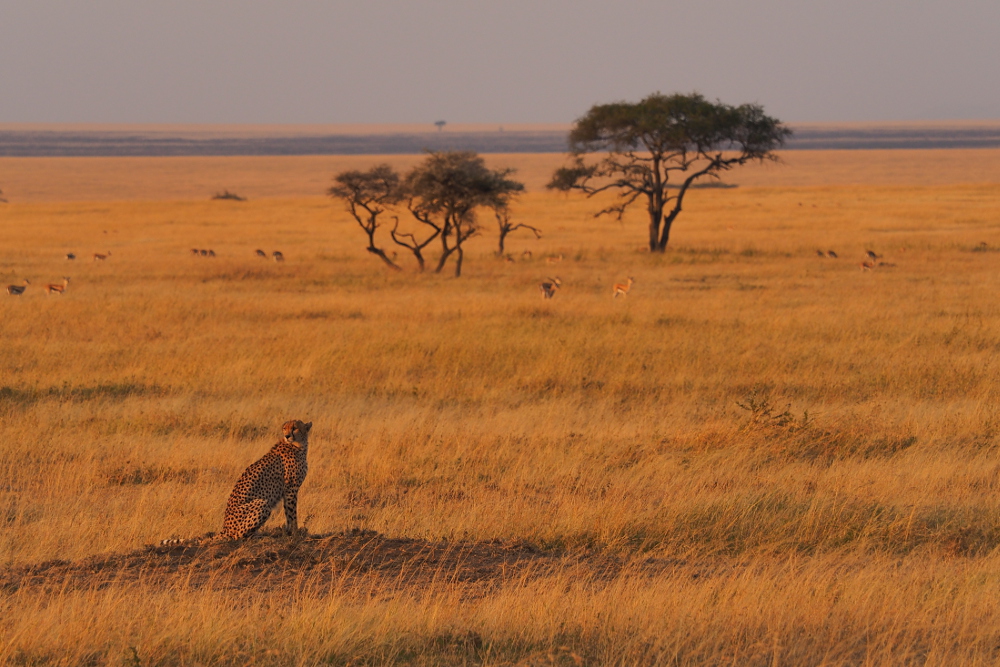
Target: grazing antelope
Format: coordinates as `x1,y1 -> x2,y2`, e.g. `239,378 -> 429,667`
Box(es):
859,261 -> 875,272
865,250 -> 881,261
6,279 -> 29,296
827,250 -> 838,258
191,248 -> 201,255
199,249 -> 209,256
613,277 -> 635,298
208,249 -> 216,257
504,255 -> 515,263
522,250 -> 533,259
539,277 -> 561,299
65,253 -> 76,260
816,249 -> 826,257
45,277 -> 70,294
272,251 -> 285,262
93,251 -> 110,261
255,249 -> 267,258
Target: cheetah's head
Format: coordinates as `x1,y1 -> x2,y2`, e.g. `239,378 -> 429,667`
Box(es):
281,419 -> 313,445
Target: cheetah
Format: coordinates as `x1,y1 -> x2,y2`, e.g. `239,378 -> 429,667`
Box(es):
220,419 -> 313,539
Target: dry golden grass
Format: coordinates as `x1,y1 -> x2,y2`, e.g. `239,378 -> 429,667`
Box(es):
2,152 -> 1000,664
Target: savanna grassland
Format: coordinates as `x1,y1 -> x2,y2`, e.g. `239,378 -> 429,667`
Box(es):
2,150 -> 1000,665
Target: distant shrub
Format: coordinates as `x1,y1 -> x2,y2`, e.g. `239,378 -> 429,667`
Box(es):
212,189 -> 246,201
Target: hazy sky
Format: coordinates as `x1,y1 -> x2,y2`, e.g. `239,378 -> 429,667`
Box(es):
2,1 -> 998,125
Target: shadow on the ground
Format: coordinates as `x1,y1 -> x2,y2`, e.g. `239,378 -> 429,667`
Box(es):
1,529 -> 656,596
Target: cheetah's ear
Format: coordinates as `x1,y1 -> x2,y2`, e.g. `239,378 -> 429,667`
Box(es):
304,422 -> 313,433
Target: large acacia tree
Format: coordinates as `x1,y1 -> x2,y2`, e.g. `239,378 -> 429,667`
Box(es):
548,93 -> 790,252
405,151 -> 524,277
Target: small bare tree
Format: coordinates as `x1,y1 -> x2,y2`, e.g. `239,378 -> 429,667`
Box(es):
328,164 -> 403,270
494,204 -> 540,256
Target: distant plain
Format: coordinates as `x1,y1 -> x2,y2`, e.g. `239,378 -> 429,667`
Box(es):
2,141 -> 1000,665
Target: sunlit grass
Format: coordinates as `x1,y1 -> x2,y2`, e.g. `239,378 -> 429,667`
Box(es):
2,156 -> 1000,664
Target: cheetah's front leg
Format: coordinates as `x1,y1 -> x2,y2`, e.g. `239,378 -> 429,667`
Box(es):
283,489 -> 299,535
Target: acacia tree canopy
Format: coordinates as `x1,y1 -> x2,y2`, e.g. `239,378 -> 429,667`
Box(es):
548,92 -> 791,251
405,151 -> 524,277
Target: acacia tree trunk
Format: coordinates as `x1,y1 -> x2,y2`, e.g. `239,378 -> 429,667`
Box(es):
648,213 -> 661,252
357,218 -> 401,269
434,218 -> 454,273
392,214 -> 439,272
647,194 -> 664,253
657,184 -> 691,250
434,248 -> 455,273
657,216 -> 675,251
411,250 -> 425,271
367,246 -> 401,270
454,246 -> 464,277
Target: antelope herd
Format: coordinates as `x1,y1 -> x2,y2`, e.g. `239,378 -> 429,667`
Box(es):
6,246 -> 296,298
6,242 -> 906,303
816,248 -> 900,271
188,248 -> 285,260
254,249 -> 285,261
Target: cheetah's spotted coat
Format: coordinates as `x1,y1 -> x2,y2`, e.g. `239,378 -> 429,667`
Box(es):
221,419 -> 313,539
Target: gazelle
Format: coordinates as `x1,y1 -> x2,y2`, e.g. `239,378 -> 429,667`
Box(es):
45,277 -> 70,294
539,277 -> 562,299
272,251 -> 285,262
65,253 -> 76,260
859,261 -> 875,272
613,277 -> 635,298
255,249 -> 267,258
207,249 -> 216,257
191,248 -> 201,255
6,279 -> 29,296
93,251 -> 110,261
865,249 -> 882,261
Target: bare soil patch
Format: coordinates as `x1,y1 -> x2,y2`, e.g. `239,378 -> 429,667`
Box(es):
0,530 -> 642,597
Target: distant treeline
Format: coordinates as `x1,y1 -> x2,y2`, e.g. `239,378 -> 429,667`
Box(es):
2,125 -> 1000,156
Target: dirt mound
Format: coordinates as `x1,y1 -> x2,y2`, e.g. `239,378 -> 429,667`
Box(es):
1,530 -> 629,595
